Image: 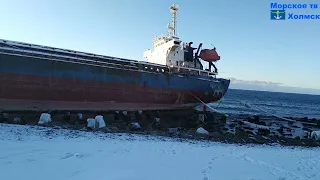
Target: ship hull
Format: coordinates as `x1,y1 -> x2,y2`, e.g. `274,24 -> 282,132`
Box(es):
0,52 -> 230,111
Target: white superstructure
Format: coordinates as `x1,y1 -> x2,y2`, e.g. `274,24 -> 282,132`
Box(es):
143,4 -> 202,70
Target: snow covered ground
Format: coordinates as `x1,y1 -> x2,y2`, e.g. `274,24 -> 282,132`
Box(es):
0,124 -> 319,180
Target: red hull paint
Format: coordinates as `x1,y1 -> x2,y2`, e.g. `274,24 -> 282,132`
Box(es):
0,72 -> 224,111
0,99 -> 197,111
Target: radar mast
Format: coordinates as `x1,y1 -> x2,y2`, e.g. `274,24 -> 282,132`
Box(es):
167,4 -> 179,37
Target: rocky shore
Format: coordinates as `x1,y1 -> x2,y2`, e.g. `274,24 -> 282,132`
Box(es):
1,109 -> 320,147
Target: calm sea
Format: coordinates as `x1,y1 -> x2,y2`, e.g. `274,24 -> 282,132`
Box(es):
208,89 -> 320,119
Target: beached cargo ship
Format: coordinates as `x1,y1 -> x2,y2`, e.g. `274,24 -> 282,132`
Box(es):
0,4 -> 230,111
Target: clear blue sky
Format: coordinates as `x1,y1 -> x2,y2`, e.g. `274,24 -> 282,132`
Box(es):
1,0 -> 319,89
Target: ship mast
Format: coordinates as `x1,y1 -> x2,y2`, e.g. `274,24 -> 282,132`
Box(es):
168,4 -> 179,37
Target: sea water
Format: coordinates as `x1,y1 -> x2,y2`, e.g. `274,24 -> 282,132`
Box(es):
209,89 -> 320,119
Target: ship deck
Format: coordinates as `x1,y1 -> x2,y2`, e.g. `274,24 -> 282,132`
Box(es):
0,39 -> 217,77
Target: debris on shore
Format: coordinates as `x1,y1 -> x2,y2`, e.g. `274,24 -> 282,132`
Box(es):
1,109 -> 320,147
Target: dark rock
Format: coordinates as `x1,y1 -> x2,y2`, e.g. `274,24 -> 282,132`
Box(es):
238,121 -> 244,126
101,127 -> 112,133
246,116 -> 267,126
311,118 -> 317,121
277,126 -> 284,134
0,113 -> 8,123
3,109 -> 319,148
271,135 -> 280,140
303,139 -> 318,147
76,113 -> 86,125
13,117 -> 22,124
255,136 -> 269,144
243,126 -> 254,131
220,115 -> 227,124
258,128 -> 270,136
96,111 -> 104,116
285,138 -> 303,146
288,121 -> 294,126
108,126 -> 119,132
245,130 -> 255,135
210,132 -> 221,138
168,128 -> 179,134
229,123 -> 236,128
19,117 -> 27,125
0,113 -> 4,123
151,117 -> 161,130
253,115 -> 260,121
63,112 -> 71,123
129,122 -> 141,131
302,127 -> 310,131
235,127 -> 247,137
187,128 -> 196,136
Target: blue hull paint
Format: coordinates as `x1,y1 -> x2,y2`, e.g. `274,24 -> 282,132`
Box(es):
0,53 -> 230,94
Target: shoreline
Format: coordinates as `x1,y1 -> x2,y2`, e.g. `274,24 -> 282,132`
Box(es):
1,109 -> 320,148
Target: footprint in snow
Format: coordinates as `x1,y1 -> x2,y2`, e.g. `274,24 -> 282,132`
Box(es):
71,169 -> 86,177
208,156 -> 217,167
60,153 -> 83,160
26,159 -> 36,163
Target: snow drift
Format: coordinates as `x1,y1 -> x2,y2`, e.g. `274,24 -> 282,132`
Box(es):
0,124 -> 319,180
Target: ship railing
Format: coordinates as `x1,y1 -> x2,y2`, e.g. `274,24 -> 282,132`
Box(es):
0,40 -> 216,77
0,46 -> 139,70
0,39 -> 172,71
0,39 -> 172,70
0,39 -> 147,68
169,66 -> 217,77
0,44 -> 172,74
